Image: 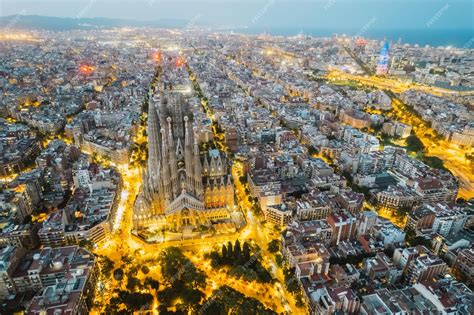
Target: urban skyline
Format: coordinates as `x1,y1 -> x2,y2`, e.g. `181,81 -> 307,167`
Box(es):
0,2 -> 473,314
1,0 -> 474,47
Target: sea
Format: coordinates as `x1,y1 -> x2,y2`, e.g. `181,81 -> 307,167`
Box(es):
232,27 -> 474,48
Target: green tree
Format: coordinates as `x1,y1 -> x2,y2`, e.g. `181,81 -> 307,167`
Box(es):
307,146 -> 318,155
234,240 -> 242,263
100,256 -> 115,278
275,254 -> 284,267
406,134 -> 424,153
221,244 -> 228,263
126,277 -> 140,291
227,241 -> 233,261
140,265 -> 150,274
242,242 -> 251,262
121,291 -> 153,311
422,156 -> 445,170
267,239 -> 281,254
144,277 -> 159,291
253,204 -> 263,216
182,288 -> 205,309
286,276 -> 300,293
295,293 -> 306,308
113,268 -> 124,281
201,286 -> 277,315
254,264 -> 273,283
160,247 -> 185,284
160,247 -> 206,290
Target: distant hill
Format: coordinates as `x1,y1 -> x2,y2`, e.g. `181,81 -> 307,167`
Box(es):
0,15 -> 189,30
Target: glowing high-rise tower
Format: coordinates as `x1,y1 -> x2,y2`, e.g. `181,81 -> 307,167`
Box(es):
376,41 -> 390,75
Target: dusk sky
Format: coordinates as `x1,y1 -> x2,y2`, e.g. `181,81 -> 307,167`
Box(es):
1,0 -> 474,314
1,0 -> 473,31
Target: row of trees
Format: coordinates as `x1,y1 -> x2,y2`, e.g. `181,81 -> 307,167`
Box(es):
207,240 -> 273,283
220,240 -> 251,265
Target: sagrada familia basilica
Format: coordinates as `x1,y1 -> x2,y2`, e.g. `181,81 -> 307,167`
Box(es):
133,92 -> 234,235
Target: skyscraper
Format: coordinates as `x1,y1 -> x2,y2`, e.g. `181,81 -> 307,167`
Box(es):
376,41 -> 390,75
133,92 -> 234,235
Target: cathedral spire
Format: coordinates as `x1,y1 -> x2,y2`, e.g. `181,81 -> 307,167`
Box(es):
167,117 -> 175,148
167,117 -> 179,198
184,116 -> 192,146
193,126 -> 203,197
161,127 -> 171,205
184,116 -> 194,194
147,99 -> 161,175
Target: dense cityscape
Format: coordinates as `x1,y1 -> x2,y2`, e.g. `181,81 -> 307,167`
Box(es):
1,22 -> 473,315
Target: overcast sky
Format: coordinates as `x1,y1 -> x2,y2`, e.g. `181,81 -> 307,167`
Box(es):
1,0 -> 472,30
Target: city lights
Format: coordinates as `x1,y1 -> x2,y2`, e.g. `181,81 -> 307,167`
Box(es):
79,64 -> 95,74
1,6 -> 473,314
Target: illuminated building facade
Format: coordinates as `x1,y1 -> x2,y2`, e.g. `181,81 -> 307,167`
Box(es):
133,92 -> 234,233
376,41 -> 390,76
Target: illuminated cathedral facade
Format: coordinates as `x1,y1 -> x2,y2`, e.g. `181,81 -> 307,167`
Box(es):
133,92 -> 234,234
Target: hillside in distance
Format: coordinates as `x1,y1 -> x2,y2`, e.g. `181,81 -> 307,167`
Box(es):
0,15 -> 188,30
